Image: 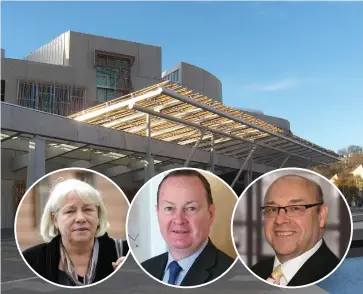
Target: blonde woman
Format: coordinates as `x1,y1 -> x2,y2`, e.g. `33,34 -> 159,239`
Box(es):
22,179 -> 128,286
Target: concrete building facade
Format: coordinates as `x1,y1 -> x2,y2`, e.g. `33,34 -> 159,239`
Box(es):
239,108 -> 291,133
1,31 -> 162,115
162,62 -> 223,102
1,31 -> 340,233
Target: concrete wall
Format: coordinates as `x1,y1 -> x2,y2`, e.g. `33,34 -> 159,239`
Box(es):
1,104 -> 273,175
246,112 -> 291,131
1,148 -> 27,229
24,32 -> 70,66
69,31 -> 162,98
1,58 -> 94,106
1,31 -> 162,107
1,180 -> 16,229
163,62 -> 223,102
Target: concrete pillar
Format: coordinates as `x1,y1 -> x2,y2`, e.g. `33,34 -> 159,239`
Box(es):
144,159 -> 155,184
1,180 -> 15,230
26,136 -> 46,189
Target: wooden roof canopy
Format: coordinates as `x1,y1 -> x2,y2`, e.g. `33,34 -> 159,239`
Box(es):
69,81 -> 340,167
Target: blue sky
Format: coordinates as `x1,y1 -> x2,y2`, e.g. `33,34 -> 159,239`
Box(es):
1,1 -> 362,152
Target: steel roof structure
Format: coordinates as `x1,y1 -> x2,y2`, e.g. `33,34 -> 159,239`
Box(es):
69,81 -> 340,171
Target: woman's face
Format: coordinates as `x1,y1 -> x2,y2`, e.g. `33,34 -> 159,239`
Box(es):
53,192 -> 99,245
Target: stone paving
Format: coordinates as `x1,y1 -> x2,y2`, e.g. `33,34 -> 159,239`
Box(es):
1,236 -> 328,294
2,217 -> 363,294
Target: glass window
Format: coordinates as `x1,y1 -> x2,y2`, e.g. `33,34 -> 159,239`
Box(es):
17,80 -> 85,115
106,89 -> 116,101
97,68 -> 116,88
96,74 -> 108,87
97,88 -> 106,102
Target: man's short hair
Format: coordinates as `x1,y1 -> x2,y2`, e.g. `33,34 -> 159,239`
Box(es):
265,174 -> 324,211
157,169 -> 213,205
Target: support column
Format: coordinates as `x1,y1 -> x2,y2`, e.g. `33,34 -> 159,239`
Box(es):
145,114 -> 154,182
248,158 -> 253,183
184,130 -> 205,167
280,155 -> 290,168
244,171 -> 249,192
231,146 -> 256,188
209,134 -> 215,173
26,136 -> 46,189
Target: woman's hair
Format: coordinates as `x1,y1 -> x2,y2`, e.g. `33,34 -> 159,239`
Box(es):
40,178 -> 109,242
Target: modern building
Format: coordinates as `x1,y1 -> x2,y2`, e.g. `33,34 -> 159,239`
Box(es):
162,63 -> 290,132
1,30 -> 162,115
239,108 -> 291,133
1,31 -> 341,233
162,62 -> 223,102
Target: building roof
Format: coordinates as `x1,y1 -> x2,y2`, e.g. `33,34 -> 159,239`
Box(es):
69,81 -> 340,168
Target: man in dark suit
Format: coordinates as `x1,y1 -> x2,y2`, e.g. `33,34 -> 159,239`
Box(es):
141,169 -> 235,287
251,174 -> 340,287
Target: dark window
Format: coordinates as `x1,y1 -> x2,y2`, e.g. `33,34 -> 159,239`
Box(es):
1,80 -> 5,101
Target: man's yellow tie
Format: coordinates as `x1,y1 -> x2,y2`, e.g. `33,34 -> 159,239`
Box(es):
266,264 -> 284,285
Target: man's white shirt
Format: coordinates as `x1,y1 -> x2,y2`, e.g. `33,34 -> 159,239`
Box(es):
272,239 -> 323,286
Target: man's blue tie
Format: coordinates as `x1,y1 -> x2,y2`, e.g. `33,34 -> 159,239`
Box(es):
168,261 -> 182,285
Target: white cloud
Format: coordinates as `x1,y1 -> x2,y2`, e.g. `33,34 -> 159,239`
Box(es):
246,77 -> 301,92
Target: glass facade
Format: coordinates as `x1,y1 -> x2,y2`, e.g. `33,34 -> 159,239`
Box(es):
95,51 -> 134,102
17,80 -> 86,116
163,69 -> 180,83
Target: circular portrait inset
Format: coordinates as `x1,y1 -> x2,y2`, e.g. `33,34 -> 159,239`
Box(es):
15,168 -> 130,288
126,168 -> 238,288
232,168 -> 353,288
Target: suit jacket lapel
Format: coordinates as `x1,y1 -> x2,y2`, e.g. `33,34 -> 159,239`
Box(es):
180,239 -> 216,286
260,259 -> 274,280
288,241 -> 333,286
149,253 -> 169,280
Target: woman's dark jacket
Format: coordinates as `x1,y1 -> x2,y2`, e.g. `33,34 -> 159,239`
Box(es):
22,233 -> 129,285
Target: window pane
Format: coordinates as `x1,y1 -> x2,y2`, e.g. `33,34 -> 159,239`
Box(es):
97,88 -> 106,102
96,74 -> 108,87
106,89 -> 116,101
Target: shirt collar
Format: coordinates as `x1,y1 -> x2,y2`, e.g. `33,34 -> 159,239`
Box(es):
165,238 -> 209,272
273,239 -> 323,283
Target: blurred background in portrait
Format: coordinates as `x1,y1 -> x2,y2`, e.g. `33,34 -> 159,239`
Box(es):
233,168 -> 352,268
16,168 -> 129,251
127,168 -> 238,263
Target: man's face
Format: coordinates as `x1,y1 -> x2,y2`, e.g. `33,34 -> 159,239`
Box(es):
156,175 -> 215,259
264,176 -> 327,262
